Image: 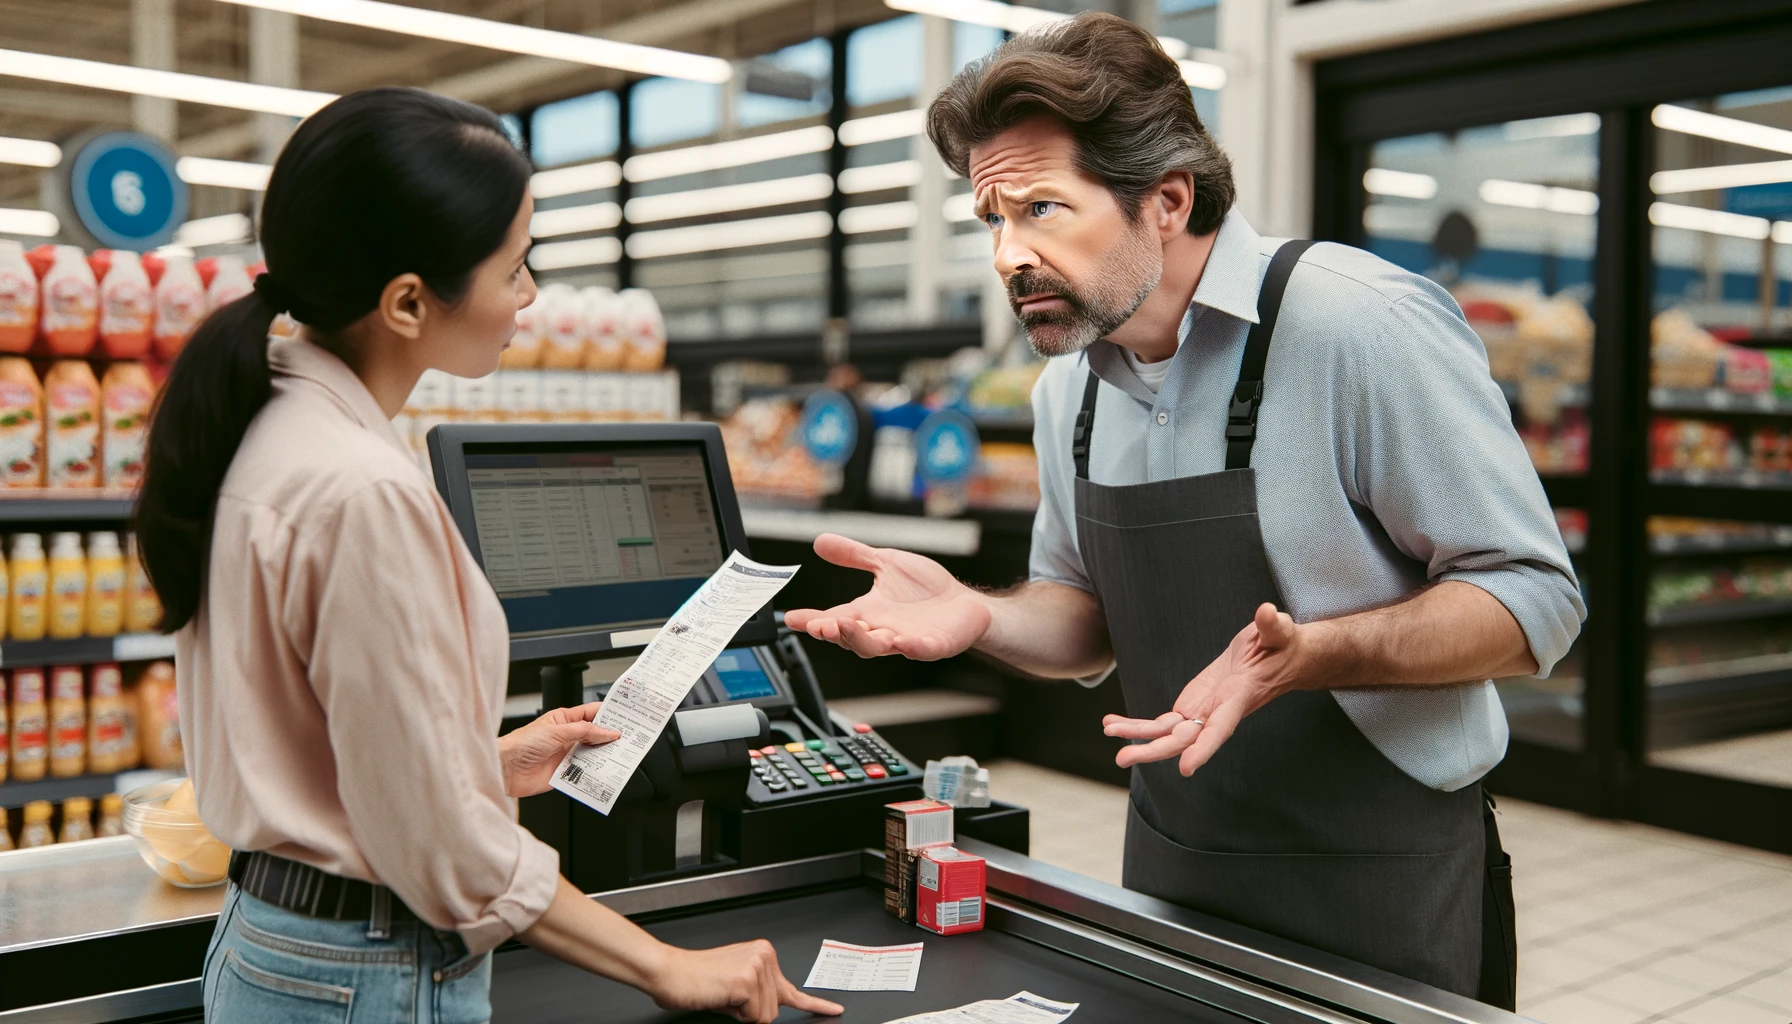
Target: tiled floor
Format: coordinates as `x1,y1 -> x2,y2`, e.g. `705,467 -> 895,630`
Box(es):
1650,729 -> 1792,789
984,759 -> 1792,1023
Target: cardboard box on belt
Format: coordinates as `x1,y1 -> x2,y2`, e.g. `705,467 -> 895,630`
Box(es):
883,799 -> 954,923
916,846 -> 987,935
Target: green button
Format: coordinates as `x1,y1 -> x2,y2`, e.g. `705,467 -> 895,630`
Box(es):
887,764 -> 909,775
844,768 -> 866,781
806,739 -> 826,750
808,766 -> 829,777
813,773 -> 835,785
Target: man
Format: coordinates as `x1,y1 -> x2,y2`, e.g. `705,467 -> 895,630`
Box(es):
785,12 -> 1582,1007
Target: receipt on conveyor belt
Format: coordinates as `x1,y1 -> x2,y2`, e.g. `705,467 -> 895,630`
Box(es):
549,551 -> 798,815
882,991 -> 1079,1024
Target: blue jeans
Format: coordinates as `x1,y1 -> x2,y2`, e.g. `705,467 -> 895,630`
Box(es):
202,884 -> 492,1023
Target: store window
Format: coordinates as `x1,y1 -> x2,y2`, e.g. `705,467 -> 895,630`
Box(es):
631,77 -> 723,149
1646,87 -> 1792,788
738,38 -> 832,129
530,90 -> 619,169
1363,112 -> 1600,749
847,15 -> 922,109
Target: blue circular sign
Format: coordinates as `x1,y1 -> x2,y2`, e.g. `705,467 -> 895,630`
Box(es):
68,131 -> 188,250
914,410 -> 980,485
801,390 -> 858,466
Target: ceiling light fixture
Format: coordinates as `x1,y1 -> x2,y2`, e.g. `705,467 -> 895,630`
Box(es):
627,210 -> 833,259
839,161 -> 922,193
1651,158 -> 1792,196
1652,104 -> 1792,157
531,161 -> 623,200
0,208 -> 61,237
176,213 -> 255,248
626,174 -> 833,224
881,0 -> 1227,90
0,136 -> 62,169
530,201 -> 622,238
209,0 -> 731,83
839,109 -> 926,147
176,156 -> 273,191
1363,168 -> 1438,200
0,47 -> 333,116
529,235 -> 623,271
1479,178 -> 1599,216
624,125 -> 833,182
1649,201 -> 1780,241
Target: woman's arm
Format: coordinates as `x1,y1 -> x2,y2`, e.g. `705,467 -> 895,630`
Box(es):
521,878 -> 842,1023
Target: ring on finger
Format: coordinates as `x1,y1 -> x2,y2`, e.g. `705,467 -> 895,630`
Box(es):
1186,718 -> 1206,728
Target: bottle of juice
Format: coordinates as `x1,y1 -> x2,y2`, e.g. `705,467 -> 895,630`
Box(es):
101,362 -> 154,492
48,532 -> 87,639
87,662 -> 128,773
38,246 -> 98,357
152,254 -> 207,361
59,796 -> 94,842
44,360 -> 101,489
85,531 -> 124,637
9,533 -> 47,640
0,357 -> 45,489
98,250 -> 154,359
18,801 -> 53,848
96,792 -> 124,837
48,664 -> 86,778
125,533 -> 162,633
10,667 -> 47,782
0,809 -> 13,852
0,239 -> 38,353
138,661 -> 181,770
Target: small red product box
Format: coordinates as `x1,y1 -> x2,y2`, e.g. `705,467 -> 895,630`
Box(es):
916,846 -> 986,935
884,799 -> 954,922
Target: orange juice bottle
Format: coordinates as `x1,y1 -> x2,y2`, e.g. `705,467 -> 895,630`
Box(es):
9,533 -> 46,640
44,360 -> 101,489
0,357 -> 45,489
48,664 -> 86,778
125,532 -> 161,633
18,801 -> 53,848
87,662 -> 128,773
100,362 -> 154,491
48,531 -> 87,639
85,531 -> 124,637
10,667 -> 47,782
96,793 -> 124,837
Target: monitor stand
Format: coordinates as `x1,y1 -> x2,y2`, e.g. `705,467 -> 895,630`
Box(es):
539,662 -> 587,713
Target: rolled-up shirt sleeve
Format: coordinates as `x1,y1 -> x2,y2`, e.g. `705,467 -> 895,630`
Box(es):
291,480 -> 559,954
1343,286 -> 1587,676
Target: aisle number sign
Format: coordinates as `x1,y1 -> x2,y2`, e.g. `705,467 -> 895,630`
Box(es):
914,410 -> 980,486
801,389 -> 858,466
64,131 -> 189,250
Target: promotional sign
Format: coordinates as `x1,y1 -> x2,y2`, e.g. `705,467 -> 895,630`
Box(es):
800,389 -> 858,467
56,131 -> 189,251
1726,182 -> 1792,222
913,409 -> 980,486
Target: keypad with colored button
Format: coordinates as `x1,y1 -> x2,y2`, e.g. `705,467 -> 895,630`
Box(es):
743,722 -> 921,803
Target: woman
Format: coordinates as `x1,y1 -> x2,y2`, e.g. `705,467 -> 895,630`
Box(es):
136,87 -> 842,1024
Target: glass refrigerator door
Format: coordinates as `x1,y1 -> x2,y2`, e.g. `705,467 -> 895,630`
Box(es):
1363,113 -> 1599,749
1647,88 -> 1792,790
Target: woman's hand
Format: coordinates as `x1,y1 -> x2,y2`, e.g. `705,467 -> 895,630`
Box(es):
646,940 -> 843,1023
499,702 -> 620,798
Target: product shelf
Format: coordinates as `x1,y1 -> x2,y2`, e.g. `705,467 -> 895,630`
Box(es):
1652,533 -> 1792,557
1652,387 -> 1792,417
0,771 -> 131,808
0,493 -> 135,524
1500,381 -> 1591,409
1647,662 -> 1792,748
0,632 -> 174,669
1646,598 -> 1792,629
1648,481 -> 1792,525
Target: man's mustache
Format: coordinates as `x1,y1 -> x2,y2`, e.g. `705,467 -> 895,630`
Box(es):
1007,271 -> 1082,311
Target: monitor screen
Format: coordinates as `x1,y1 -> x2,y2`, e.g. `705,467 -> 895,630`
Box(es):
464,443 -> 728,637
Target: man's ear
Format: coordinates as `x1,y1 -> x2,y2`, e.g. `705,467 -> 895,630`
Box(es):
1153,170 -> 1196,240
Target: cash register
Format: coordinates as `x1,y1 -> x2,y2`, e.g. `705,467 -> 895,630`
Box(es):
426,422 -> 926,892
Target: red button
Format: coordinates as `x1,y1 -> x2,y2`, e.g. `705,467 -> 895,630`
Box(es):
759,746 -> 778,755
854,723 -> 872,734
749,750 -> 763,758
865,765 -> 887,779
828,770 -> 846,779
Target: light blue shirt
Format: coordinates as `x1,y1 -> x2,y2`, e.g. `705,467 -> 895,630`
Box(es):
1028,209 -> 1586,791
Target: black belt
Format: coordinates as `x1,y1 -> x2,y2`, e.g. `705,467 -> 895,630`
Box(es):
228,850 -> 421,939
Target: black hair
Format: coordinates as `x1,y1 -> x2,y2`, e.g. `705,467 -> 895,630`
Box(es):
135,87 -> 531,632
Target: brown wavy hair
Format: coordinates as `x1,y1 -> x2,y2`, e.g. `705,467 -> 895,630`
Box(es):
926,12 -> 1234,235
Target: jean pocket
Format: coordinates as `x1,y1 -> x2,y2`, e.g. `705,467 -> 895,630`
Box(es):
432,950 -> 492,1024
210,948 -> 354,1023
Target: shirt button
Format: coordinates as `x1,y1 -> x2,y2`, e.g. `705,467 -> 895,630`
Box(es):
1156,412 -> 1169,425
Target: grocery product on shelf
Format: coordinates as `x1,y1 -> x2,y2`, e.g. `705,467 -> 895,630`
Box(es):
138,660 -> 182,770
1554,508 -> 1589,553
1652,309 -> 1722,389
43,359 -> 101,488
1457,284 -> 1593,423
85,531 -> 124,636
0,240 -> 37,352
18,799 -> 52,848
48,664 -> 86,777
152,253 -> 207,360
87,662 -> 131,773
97,252 -> 154,359
47,531 -> 86,640
1649,516 -> 1792,552
38,246 -> 98,356
583,285 -> 624,370
1650,558 -> 1792,614
125,532 -> 161,633
9,533 -> 46,640
965,443 -> 1040,511
206,255 -> 253,312
720,397 -> 831,504
501,294 -> 544,369
538,282 -> 584,369
100,361 -> 153,490
618,287 -> 668,372
0,356 -> 44,487
58,795 -> 93,843
1519,409 -> 1590,475
96,792 -> 123,837
1651,417 -> 1741,474
964,363 -> 1044,420
10,668 -> 47,782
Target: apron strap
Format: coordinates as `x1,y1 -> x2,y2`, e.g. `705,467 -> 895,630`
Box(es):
1073,367 -> 1100,480
1226,239 -> 1317,470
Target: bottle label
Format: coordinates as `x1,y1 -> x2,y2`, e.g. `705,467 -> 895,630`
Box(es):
52,712 -> 84,758
42,274 -> 97,333
51,667 -> 84,700
0,269 -> 36,329
47,383 -> 99,486
100,280 -> 153,335
155,283 -> 206,340
91,567 -> 125,598
92,708 -> 127,753
53,570 -> 86,597
12,711 -> 46,761
0,383 -> 41,486
14,571 -> 44,598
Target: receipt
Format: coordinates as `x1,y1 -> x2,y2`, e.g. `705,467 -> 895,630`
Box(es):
549,551 -> 798,815
802,940 -> 925,992
883,992 -> 1079,1024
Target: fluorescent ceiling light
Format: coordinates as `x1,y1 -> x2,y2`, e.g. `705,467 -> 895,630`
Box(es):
531,161 -> 622,200
840,201 -> 919,234
0,208 -> 60,237
0,47 -> 333,117
1652,104 -> 1792,156
1649,201 -> 1773,241
529,235 -> 622,271
626,174 -> 833,224
943,192 -> 978,222
209,0 -> 730,83
0,136 -> 62,168
177,156 -> 272,191
1651,158 -> 1792,195
1479,178 -> 1599,215
626,210 -> 833,260
1363,167 -> 1437,200
840,161 -> 922,193
839,109 -> 926,147
1777,221 -> 1792,245
882,0 -> 1226,90
530,201 -> 622,238
1504,113 -> 1600,141
624,125 -> 833,183
176,212 -> 254,247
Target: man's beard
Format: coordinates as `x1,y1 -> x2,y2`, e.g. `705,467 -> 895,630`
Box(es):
1008,223 -> 1163,358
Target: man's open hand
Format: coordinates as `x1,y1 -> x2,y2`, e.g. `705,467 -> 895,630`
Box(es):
784,534 -> 991,661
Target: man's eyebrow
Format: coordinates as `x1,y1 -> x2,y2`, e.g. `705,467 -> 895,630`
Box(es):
973,184 -> 1058,215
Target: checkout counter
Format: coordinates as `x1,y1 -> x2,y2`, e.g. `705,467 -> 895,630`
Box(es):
0,423 -> 1526,1024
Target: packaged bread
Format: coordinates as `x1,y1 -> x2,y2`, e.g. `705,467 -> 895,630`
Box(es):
0,356 -> 45,487
536,283 -> 585,369
617,288 -> 667,372
582,286 -> 625,370
1652,309 -> 1723,390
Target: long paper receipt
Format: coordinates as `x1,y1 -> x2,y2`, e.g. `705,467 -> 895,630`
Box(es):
885,992 -> 1079,1024
550,550 -> 798,815
802,940 -> 924,992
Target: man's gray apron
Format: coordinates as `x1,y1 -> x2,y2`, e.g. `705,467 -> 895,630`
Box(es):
1071,240 -> 1502,999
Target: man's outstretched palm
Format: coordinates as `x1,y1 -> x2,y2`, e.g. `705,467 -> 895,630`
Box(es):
784,534 -> 991,661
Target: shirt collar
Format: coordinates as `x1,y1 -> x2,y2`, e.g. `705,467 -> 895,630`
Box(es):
267,331 -> 414,461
